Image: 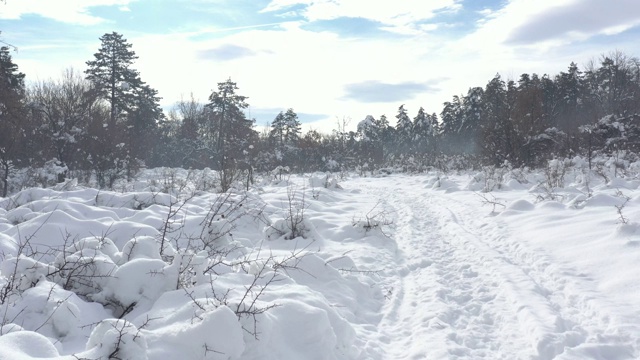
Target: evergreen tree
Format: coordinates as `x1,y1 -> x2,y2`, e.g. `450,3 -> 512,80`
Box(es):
428,112 -> 440,137
356,115 -> 385,166
412,107 -> 430,152
460,87 -> 484,136
127,83 -> 164,161
85,32 -> 143,127
395,104 -> 412,152
555,62 -> 584,131
206,78 -> 256,190
375,114 -> 394,144
428,112 -> 440,153
282,108 -> 301,146
0,46 -> 27,196
85,32 -> 162,173
268,109 -> 301,166
357,115 -> 379,142
441,95 -> 463,135
481,74 -> 513,164
440,95 -> 463,154
270,111 -> 286,149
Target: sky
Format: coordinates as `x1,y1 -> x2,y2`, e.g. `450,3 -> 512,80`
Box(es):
2,0 -> 640,133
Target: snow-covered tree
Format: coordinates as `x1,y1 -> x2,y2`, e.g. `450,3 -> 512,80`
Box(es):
395,105 -> 413,152
357,115 -> 379,142
412,107 -> 431,152
127,83 -> 163,161
554,62 -> 585,131
269,108 -> 302,167
356,115 -> 385,166
28,69 -> 98,181
481,74 -> 512,164
460,86 -> 484,137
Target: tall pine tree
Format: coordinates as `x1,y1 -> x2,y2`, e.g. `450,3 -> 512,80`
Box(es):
412,107 -> 430,152
85,32 -> 143,127
85,32 -> 162,171
206,79 -> 256,191
395,104 -> 413,153
0,46 -> 27,196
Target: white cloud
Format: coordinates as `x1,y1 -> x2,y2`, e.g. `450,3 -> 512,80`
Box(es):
261,0 -> 311,13
262,0 -> 460,34
468,0 -> 640,47
0,0 -> 134,25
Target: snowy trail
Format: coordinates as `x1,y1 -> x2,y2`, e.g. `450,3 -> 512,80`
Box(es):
350,175 -> 638,360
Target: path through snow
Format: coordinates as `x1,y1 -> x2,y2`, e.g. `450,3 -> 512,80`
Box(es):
348,175 -> 638,360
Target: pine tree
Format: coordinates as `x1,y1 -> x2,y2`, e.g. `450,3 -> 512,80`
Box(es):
440,95 -> 463,153
282,108 -> 301,146
428,112 -> 440,153
375,114 -> 394,144
270,111 -> 286,148
85,32 -> 143,127
481,74 -> 513,164
395,104 -> 412,152
428,113 -> 440,137
85,32 -> 162,173
412,107 -> 430,152
0,46 -> 27,196
441,95 -> 462,135
128,83 -> 163,160
206,78 -> 256,191
357,115 -> 379,142
555,62 -> 584,131
461,87 -> 484,136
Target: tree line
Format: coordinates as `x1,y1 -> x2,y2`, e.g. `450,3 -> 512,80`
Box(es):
2,31 -> 640,195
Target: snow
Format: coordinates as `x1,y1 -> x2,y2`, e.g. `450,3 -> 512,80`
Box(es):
0,164 -> 640,359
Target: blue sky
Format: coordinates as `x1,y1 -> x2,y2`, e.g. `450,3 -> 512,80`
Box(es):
3,0 -> 640,133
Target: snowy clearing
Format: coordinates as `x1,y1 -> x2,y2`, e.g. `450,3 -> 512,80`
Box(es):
1,165 -> 639,359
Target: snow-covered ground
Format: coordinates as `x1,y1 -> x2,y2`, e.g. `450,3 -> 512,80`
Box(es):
1,163 -> 640,359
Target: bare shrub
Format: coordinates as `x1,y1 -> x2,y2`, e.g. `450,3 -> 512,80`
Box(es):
352,200 -> 393,235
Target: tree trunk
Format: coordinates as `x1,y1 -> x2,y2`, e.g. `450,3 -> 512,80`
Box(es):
1,160 -> 9,198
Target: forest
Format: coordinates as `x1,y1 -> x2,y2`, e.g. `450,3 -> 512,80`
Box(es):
2,31 -> 640,195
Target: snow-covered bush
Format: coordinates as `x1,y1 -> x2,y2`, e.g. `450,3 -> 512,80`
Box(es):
83,319 -> 148,360
468,165 -> 508,192
544,158 -> 568,189
52,241 -> 118,298
0,255 -> 53,301
309,173 -> 341,189
352,200 -> 393,235
266,185 -> 310,240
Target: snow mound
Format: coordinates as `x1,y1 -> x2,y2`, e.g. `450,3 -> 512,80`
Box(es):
584,193 -> 628,207
507,199 -> 535,211
0,331 -> 61,359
